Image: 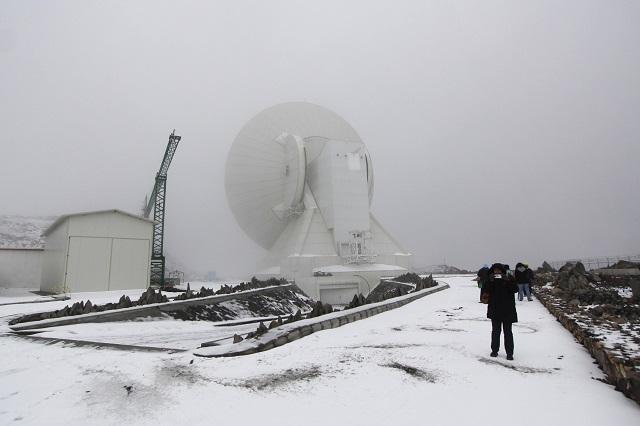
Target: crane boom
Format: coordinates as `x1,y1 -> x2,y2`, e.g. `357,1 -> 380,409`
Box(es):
145,130 -> 181,287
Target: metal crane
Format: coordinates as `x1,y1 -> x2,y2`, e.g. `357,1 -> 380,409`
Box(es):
144,130 -> 181,287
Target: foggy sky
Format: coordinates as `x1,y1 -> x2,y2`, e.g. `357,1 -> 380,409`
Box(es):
2,1 -> 639,278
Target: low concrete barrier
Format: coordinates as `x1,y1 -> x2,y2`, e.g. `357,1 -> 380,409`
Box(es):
536,292 -> 640,405
194,282 -> 450,358
9,285 -> 293,331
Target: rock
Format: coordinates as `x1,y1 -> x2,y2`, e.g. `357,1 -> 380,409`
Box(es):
555,262 -> 594,293
607,260 -> 640,270
233,334 -> 243,343
82,300 -> 93,314
538,261 -> 557,273
117,295 -> 133,309
558,262 -> 574,273
551,287 -> 564,296
256,321 -> 268,336
366,280 -> 411,303
568,299 -> 580,307
573,262 -> 587,275
69,302 -> 84,315
630,280 -> 640,299
137,288 -> 168,305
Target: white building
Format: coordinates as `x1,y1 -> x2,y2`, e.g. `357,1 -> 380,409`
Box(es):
41,210 -> 154,294
0,216 -> 54,289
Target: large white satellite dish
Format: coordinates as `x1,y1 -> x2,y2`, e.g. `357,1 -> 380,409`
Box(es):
225,102 -> 407,304
225,102 -> 371,249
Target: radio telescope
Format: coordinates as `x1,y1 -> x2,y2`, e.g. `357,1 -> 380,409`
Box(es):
225,102 -> 410,304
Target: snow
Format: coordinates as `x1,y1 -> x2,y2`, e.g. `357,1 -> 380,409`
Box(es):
614,286 -> 634,299
1,276 -> 639,425
0,215 -> 55,249
33,319 -> 260,350
0,288 -> 62,306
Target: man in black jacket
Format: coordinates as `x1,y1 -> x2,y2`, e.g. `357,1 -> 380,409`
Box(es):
484,263 -> 518,360
514,262 -> 533,301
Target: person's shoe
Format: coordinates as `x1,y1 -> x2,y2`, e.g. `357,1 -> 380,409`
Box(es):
528,298 -> 533,301
506,354 -> 514,361
490,352 -> 498,357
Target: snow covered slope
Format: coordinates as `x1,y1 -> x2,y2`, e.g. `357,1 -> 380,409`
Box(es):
0,215 -> 55,249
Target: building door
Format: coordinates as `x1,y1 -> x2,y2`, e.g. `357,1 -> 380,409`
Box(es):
65,236 -> 111,292
108,238 -> 150,290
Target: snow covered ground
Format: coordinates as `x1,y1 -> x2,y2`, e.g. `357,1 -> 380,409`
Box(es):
1,276 -> 639,425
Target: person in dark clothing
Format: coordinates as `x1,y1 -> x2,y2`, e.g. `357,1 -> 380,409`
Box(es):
514,262 -> 533,301
477,265 -> 490,302
525,263 -> 535,295
484,263 -> 518,360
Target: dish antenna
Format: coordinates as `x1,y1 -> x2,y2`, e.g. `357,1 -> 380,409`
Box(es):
225,102 -> 409,303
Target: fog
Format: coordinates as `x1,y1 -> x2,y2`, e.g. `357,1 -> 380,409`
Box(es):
1,1 -> 639,278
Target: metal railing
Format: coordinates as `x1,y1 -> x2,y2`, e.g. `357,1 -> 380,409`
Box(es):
548,254 -> 640,271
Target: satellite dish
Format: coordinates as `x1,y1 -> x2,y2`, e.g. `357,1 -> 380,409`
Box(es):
225,102 -> 410,303
225,102 -> 371,249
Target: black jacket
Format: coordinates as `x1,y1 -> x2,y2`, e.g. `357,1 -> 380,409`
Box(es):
485,275 -> 518,323
514,264 -> 534,284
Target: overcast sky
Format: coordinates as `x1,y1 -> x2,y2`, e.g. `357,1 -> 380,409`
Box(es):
1,1 -> 639,278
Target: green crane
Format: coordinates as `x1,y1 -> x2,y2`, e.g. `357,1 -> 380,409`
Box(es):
144,130 -> 181,287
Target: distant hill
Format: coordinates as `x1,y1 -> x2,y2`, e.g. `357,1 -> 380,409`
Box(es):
0,215 -> 56,249
415,264 -> 473,275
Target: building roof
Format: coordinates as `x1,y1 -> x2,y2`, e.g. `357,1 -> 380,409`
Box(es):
0,215 -> 56,249
43,209 -> 155,236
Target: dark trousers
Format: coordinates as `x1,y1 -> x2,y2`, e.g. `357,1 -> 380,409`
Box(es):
491,319 -> 514,355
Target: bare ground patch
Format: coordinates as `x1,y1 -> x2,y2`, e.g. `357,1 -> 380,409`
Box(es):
419,326 -> 467,333
382,362 -> 438,382
346,343 -> 428,349
217,366 -> 322,391
478,357 -> 554,374
155,360 -> 211,386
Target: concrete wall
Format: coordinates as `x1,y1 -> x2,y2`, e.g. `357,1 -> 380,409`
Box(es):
0,249 -> 43,289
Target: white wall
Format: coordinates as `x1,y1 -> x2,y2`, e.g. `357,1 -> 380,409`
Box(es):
40,221 -> 68,293
69,212 -> 153,240
0,249 -> 43,289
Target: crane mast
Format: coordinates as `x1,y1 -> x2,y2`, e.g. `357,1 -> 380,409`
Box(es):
144,130 -> 181,287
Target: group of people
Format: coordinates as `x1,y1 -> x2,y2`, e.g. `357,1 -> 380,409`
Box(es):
475,262 -> 536,361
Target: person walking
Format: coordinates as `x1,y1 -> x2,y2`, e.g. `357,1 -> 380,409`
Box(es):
515,262 -> 533,301
484,263 -> 518,360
